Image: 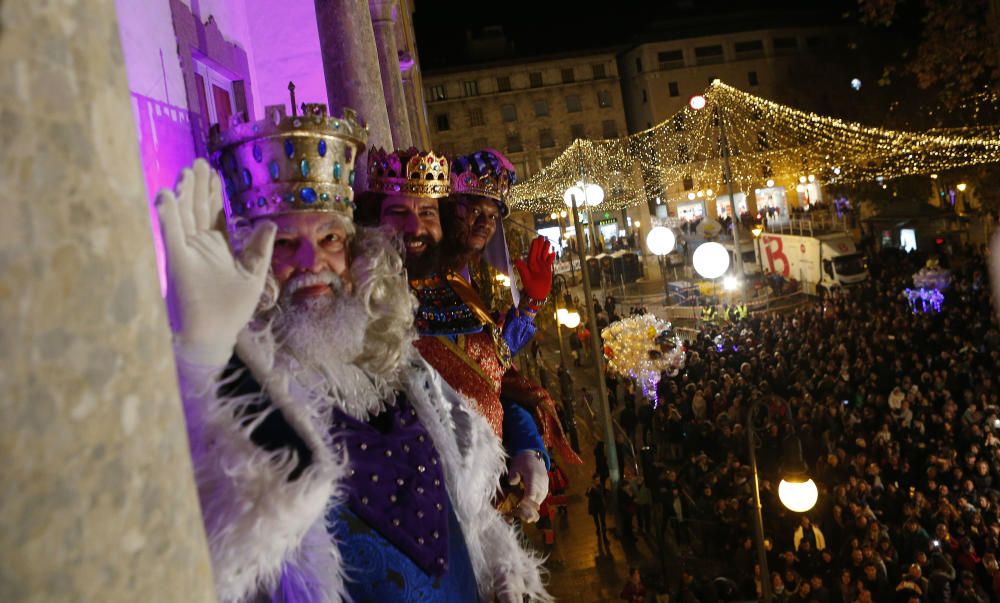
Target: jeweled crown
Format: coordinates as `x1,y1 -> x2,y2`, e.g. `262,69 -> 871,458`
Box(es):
450,148 -> 516,216
366,147 -> 450,198
208,103 -> 368,224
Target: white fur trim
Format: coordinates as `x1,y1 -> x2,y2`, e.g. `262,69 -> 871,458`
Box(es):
399,354 -> 553,603
175,351 -> 349,603
178,335 -> 549,602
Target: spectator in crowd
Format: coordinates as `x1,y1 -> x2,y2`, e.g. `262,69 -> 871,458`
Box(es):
586,474 -> 610,547
620,567 -> 646,603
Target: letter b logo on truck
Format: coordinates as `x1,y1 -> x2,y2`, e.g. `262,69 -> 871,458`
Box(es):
762,235 -> 790,277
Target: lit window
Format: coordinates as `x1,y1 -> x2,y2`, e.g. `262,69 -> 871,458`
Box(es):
192,58 -> 244,132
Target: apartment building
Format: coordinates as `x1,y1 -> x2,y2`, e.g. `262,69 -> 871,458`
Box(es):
618,26 -> 859,132
422,51 -> 628,181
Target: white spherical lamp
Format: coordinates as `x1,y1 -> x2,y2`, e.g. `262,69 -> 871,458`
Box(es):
778,478 -> 819,513
692,242 -> 730,279
646,226 -> 676,256
562,311 -> 581,329
584,183 -> 604,206
563,184 -> 585,208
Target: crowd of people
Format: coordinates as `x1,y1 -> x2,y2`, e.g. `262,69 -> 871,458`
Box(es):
605,246 -> 1000,601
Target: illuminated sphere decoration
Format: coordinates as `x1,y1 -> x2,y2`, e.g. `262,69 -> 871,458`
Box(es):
850,78 -> 862,91
646,226 -> 676,256
601,314 -> 685,406
778,478 -> 819,513
692,242 -> 730,279
688,95 -> 707,111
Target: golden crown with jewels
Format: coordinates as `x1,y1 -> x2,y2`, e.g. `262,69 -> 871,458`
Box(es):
449,148 -> 516,216
208,102 -> 368,224
366,147 -> 451,198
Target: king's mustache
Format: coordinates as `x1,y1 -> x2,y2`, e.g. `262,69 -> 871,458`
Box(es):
281,270 -> 345,300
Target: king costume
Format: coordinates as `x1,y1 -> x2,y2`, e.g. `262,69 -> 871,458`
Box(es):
159,102 -> 550,603
360,147 -> 579,521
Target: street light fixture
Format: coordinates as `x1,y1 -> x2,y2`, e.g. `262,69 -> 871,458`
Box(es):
645,226 -> 676,256
564,175 -> 620,493
957,182 -> 968,192
692,242 -> 730,279
748,400 -> 821,602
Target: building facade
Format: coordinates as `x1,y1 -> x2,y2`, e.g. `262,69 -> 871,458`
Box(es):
421,51 -> 629,182
115,0 -> 431,211
618,25 -> 860,133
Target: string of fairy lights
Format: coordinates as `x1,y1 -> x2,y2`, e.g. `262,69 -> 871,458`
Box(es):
508,81 -> 1000,214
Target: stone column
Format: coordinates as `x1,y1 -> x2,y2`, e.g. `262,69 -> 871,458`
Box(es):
370,0 -> 412,149
401,63 -> 431,149
0,2 -> 216,602
314,0 -> 392,191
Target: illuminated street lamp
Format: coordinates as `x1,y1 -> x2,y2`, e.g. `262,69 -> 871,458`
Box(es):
692,242 -> 730,279
957,182 -> 968,192
647,226 -> 677,302
564,176 -> 619,492
748,400 -> 820,602
645,226 -> 676,256
688,94 -> 706,110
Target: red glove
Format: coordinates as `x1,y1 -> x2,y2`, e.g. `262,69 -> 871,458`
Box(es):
514,236 -> 555,302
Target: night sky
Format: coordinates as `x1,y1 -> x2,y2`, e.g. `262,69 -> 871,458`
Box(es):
413,0 -> 859,71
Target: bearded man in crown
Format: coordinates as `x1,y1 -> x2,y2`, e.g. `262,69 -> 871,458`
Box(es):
356,148 -> 576,524
158,103 -> 549,603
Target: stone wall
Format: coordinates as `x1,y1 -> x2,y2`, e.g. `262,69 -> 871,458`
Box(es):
0,2 -> 215,601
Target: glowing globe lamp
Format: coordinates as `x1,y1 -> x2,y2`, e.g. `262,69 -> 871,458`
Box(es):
646,226 -> 676,256
563,182 -> 605,208
778,478 -> 818,513
692,242 -> 730,279
689,95 -> 706,110
556,308 -> 568,324
562,310 -> 581,329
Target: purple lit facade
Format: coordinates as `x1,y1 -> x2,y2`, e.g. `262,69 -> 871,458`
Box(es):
114,0 -> 341,290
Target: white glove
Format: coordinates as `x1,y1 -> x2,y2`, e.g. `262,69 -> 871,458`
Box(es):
508,450 -> 548,523
155,158 -> 276,367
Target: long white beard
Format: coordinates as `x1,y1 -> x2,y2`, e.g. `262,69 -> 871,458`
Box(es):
268,275 -> 397,423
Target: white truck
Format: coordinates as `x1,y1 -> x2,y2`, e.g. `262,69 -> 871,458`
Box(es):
754,232 -> 868,294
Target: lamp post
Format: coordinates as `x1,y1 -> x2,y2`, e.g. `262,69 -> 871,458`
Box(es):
689,90 -> 745,278
646,226 -> 677,303
551,273 -> 581,452
551,210 -> 577,284
564,178 -> 620,490
747,399 -> 819,603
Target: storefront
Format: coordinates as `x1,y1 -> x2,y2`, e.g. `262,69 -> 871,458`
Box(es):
754,186 -> 790,224
795,182 -> 823,209
715,192 -> 748,219
676,200 -> 706,222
